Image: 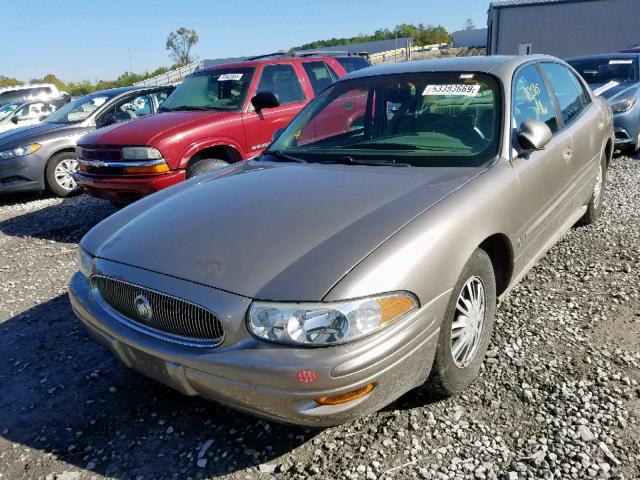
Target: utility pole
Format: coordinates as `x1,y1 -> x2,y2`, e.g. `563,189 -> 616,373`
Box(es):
128,48 -> 133,72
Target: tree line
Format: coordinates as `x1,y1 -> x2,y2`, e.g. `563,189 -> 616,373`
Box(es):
291,23 -> 451,50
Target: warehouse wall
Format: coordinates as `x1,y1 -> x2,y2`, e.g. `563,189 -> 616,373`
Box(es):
488,0 -> 640,58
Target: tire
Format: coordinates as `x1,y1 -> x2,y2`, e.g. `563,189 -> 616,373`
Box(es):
426,248 -> 497,397
186,158 -> 229,178
45,152 -> 79,197
577,151 -> 607,226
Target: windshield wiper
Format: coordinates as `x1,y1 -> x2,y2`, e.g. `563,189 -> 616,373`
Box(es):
318,156 -> 411,167
264,150 -> 308,163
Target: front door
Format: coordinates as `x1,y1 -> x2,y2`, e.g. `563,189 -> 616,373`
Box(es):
510,63 -> 574,268
241,63 -> 308,157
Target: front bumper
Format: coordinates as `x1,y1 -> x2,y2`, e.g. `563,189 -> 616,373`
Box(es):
0,150 -> 47,193
69,259 -> 446,426
74,170 -> 186,203
613,109 -> 640,146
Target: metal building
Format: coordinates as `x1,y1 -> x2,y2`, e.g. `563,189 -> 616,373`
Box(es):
452,28 -> 488,49
488,0 -> 640,58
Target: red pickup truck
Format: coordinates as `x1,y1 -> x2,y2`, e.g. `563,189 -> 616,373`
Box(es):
75,54 -> 368,203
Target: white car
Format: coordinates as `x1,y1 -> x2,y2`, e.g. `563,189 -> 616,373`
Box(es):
0,98 -> 68,134
0,83 -> 69,108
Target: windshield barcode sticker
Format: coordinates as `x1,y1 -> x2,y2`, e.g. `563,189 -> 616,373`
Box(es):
423,84 -> 481,96
609,60 -> 633,65
217,73 -> 243,81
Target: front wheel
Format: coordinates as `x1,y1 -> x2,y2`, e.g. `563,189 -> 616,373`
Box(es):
186,158 -> 229,179
577,151 -> 607,226
426,248 -> 497,397
45,152 -> 79,197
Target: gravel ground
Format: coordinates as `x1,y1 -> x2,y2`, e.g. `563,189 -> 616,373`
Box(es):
0,156 -> 639,480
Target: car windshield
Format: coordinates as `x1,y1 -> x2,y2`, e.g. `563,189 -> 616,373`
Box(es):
0,103 -> 19,121
266,72 -> 501,167
44,93 -> 114,124
569,58 -> 638,85
159,67 -> 255,112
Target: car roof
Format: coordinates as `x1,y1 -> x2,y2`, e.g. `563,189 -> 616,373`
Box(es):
566,52 -> 640,62
0,83 -> 58,94
198,55 -> 345,72
341,55 -> 559,80
88,85 -> 172,97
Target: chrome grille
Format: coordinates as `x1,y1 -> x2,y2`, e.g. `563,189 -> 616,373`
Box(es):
91,275 -> 224,347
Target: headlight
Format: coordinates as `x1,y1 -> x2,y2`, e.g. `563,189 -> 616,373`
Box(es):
248,292 -> 418,346
77,248 -> 94,278
611,98 -> 637,113
122,146 -> 162,160
0,143 -> 42,160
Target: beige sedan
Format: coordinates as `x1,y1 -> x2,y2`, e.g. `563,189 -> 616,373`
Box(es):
70,55 -> 614,426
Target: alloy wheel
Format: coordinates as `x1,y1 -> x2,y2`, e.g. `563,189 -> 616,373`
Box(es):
450,276 -> 486,368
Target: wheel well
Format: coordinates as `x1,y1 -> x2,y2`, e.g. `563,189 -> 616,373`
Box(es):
478,234 -> 513,297
188,146 -> 242,166
605,138 -> 613,167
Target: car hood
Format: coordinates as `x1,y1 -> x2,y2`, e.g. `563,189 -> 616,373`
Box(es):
0,121 -> 76,148
591,82 -> 639,101
78,110 -> 238,147
82,160 -> 484,301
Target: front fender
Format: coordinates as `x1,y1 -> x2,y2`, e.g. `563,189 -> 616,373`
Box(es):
178,138 -> 248,169
324,159 -> 519,306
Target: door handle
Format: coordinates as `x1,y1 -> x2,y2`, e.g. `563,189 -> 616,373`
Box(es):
563,146 -> 573,161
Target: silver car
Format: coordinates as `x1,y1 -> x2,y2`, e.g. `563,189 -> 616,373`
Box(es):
69,55 -> 613,426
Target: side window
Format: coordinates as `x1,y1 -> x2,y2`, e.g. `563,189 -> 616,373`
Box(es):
540,63 -> 585,125
302,61 -> 338,95
256,64 -> 305,105
101,94 -> 153,122
151,91 -> 170,111
512,64 -> 559,133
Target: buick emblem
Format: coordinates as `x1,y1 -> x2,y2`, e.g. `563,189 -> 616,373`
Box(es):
134,294 -> 153,322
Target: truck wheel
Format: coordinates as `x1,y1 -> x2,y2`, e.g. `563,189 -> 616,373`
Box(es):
426,248 -> 496,397
187,158 -> 229,178
577,151 -> 607,226
45,152 -> 79,197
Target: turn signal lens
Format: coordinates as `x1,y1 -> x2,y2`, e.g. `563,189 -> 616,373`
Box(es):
314,383 -> 375,406
124,163 -> 170,174
379,295 -> 416,325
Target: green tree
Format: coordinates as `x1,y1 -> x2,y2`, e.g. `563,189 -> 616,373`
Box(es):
0,75 -> 23,88
464,18 -> 476,30
166,27 -> 199,66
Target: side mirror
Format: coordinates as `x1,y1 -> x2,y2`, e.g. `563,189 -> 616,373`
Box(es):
98,113 -> 117,127
251,91 -> 280,112
11,116 -> 19,124
272,127 -> 285,142
517,119 -> 552,152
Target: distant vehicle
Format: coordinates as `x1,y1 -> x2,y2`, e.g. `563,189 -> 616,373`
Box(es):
0,98 -> 70,134
0,85 -> 173,197
74,54 -> 365,204
0,83 -> 70,107
568,53 -> 640,153
620,45 -> 640,53
70,55 -> 612,427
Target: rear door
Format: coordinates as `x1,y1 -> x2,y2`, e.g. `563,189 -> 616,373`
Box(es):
510,63 -> 575,267
539,62 -> 602,207
241,62 -> 309,156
